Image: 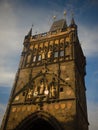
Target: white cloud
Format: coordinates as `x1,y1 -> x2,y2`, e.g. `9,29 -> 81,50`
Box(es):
0,0 -> 54,87
0,68 -> 15,87
78,25 -> 98,57
0,0 -> 98,88
87,101 -> 98,130
0,1 -> 23,87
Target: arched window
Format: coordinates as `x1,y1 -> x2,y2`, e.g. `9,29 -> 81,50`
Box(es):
60,50 -> 64,57
38,54 -> 42,61
54,51 -> 58,58
27,54 -> 31,63
33,55 -> 36,62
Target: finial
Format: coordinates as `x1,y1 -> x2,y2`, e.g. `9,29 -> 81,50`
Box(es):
64,10 -> 67,17
52,15 -> 56,21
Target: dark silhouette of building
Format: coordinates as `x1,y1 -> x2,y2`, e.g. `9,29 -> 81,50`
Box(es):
0,16 -> 89,130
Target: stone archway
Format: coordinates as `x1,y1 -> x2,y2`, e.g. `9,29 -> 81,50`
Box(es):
14,111 -> 63,130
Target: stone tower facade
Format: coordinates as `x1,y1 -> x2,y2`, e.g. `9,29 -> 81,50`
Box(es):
1,18 -> 89,130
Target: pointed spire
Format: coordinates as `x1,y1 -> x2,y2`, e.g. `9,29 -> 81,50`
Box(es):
63,10 -> 67,19
27,28 -> 32,37
25,25 -> 33,39
71,17 -> 75,25
63,10 -> 67,29
69,16 -> 77,28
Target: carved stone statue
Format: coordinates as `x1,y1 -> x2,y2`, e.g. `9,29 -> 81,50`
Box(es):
39,81 -> 44,95
47,50 -> 51,58
27,89 -> 33,99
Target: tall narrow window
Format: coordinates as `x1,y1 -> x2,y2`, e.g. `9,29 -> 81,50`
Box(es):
38,54 -> 41,61
27,54 -> 31,63
54,51 -> 58,58
60,50 -> 64,57
33,56 -> 36,62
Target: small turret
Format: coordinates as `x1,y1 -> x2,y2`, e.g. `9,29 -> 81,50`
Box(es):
25,28 -> 32,39
69,17 -> 77,28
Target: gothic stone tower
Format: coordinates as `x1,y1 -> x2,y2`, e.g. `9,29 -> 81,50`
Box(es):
1,18 -> 89,130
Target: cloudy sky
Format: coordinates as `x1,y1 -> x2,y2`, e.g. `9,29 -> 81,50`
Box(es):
0,0 -> 98,129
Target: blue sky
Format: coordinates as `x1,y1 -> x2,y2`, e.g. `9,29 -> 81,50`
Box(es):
0,0 -> 98,129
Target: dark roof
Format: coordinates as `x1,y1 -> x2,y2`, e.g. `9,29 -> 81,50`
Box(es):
49,19 -> 67,32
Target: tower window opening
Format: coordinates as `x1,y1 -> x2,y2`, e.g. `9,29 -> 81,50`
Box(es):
27,54 -> 31,63
60,87 -> 63,92
54,51 -> 58,58
60,43 -> 64,48
38,54 -> 42,61
33,56 -> 36,62
60,50 -> 64,57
